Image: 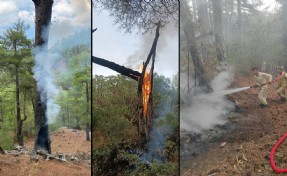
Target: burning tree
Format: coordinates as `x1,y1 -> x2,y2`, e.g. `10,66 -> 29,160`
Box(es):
32,0 -> 54,153
93,24 -> 160,144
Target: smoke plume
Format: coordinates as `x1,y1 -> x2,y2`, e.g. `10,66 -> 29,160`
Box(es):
180,71 -> 234,133
33,46 -> 61,124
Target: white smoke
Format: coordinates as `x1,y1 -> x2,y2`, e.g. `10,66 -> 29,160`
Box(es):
33,46 -> 61,124
124,23 -> 178,78
180,71 -> 235,133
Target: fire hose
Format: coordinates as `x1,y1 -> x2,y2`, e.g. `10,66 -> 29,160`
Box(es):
270,132 -> 287,173
249,73 -> 287,173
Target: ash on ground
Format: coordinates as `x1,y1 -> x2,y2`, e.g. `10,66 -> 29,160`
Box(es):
180,110 -> 241,164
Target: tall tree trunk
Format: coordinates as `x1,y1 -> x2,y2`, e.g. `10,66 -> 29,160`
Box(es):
224,0 -> 229,41
197,0 -> 212,60
192,0 -> 197,22
237,0 -> 242,36
208,0 -> 214,29
15,65 -> 23,146
67,106 -> 70,128
86,123 -> 90,141
32,0 -> 54,154
212,0 -> 227,70
0,99 -> 3,125
284,0 -> 287,67
181,0 -> 211,92
85,81 -> 90,141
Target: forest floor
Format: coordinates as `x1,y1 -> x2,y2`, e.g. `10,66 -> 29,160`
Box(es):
0,127 -> 91,176
181,76 -> 287,175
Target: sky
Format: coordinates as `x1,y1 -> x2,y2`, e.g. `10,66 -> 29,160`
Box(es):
259,0 -> 278,11
0,0 -> 91,47
93,8 -> 179,79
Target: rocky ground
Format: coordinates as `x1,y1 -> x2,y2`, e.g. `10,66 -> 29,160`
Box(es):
181,76 -> 287,175
0,127 -> 91,176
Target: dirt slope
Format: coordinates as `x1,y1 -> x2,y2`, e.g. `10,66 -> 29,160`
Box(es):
0,127 -> 91,176
182,76 -> 287,175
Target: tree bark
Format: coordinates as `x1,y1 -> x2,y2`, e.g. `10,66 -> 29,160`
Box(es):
15,65 -> 24,146
85,81 -> 90,141
86,123 -> 90,141
32,0 -> 54,154
93,56 -> 141,81
284,0 -> 287,67
0,99 -> 3,127
181,0 -> 211,91
191,0 -> 197,22
197,0 -> 212,60
212,0 -> 227,70
237,0 -> 242,36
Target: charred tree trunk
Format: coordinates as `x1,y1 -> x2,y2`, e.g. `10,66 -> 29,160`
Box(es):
181,0 -> 211,92
212,0 -> 227,70
32,0 -> 53,154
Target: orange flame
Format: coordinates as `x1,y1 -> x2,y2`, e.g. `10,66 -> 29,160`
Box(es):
140,65 -> 151,118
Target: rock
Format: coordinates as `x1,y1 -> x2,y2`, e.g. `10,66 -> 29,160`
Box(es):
15,146 -> 25,150
220,142 -> 227,148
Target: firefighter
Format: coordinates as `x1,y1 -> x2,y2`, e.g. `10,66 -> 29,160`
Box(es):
252,67 -> 272,108
274,67 -> 287,101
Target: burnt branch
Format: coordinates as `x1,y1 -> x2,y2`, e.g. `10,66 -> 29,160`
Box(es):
92,56 -> 141,81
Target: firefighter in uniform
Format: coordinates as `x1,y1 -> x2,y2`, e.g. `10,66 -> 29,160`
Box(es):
273,67 -> 287,101
252,67 -> 272,108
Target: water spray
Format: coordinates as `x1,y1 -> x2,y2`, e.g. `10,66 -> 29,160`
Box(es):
205,82 -> 272,97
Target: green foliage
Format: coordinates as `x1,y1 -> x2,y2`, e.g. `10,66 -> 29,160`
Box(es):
93,140 -> 138,175
0,19 -> 34,147
55,44 -> 91,130
135,161 -> 178,176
